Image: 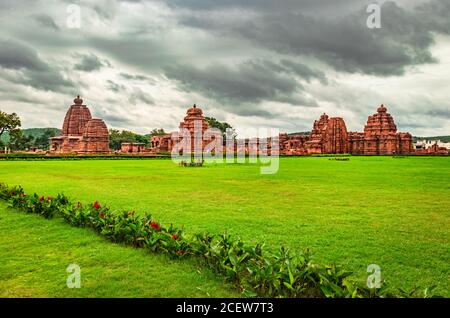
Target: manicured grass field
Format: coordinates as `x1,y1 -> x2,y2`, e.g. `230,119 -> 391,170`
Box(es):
0,201 -> 238,297
0,156 -> 449,296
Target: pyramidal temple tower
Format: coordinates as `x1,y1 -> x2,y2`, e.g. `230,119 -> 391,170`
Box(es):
349,104 -> 413,155
50,96 -> 110,154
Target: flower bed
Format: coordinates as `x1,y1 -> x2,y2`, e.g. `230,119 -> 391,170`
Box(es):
0,182 -> 438,298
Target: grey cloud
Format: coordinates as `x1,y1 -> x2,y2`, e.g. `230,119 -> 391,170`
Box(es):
119,72 -> 156,84
86,36 -> 169,72
101,113 -> 135,126
0,39 -> 47,71
0,0 -> 448,135
165,59 -> 318,107
74,53 -> 110,72
178,1 -> 449,76
425,109 -> 450,118
0,39 -> 74,92
106,80 -> 125,92
128,88 -> 155,105
20,70 -> 74,92
167,0 -> 364,15
279,60 -> 328,84
229,107 -> 274,118
32,14 -> 59,31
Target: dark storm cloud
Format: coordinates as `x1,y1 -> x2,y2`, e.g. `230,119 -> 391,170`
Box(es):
166,0 -> 364,14
32,14 -> 60,31
0,39 -> 47,71
165,62 -> 290,104
279,60 -> 328,84
0,39 -> 74,92
178,1 -> 449,76
86,36 -> 169,72
164,59 -> 320,116
74,53 -> 110,72
0,0 -> 448,135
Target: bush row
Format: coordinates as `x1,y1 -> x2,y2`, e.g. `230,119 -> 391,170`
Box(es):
0,183 -> 439,298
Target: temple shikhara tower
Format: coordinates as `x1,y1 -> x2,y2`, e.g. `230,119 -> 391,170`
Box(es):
149,104 -> 210,154
178,104 -> 210,152
280,104 -> 413,155
303,114 -> 349,154
50,96 -> 110,154
349,104 -> 413,155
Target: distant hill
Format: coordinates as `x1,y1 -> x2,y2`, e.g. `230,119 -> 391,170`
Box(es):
0,128 -> 61,143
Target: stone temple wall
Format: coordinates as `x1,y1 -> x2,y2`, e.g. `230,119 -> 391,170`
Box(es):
280,104 -> 415,155
50,96 -> 110,154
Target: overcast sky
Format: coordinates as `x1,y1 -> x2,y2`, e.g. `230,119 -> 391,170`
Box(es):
0,0 -> 449,136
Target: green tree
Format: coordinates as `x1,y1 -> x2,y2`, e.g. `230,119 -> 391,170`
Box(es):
35,128 -> 57,150
149,128 -> 167,137
0,111 -> 21,139
205,117 -> 236,141
109,129 -> 149,150
135,134 -> 150,145
8,130 -> 35,151
205,117 -> 232,134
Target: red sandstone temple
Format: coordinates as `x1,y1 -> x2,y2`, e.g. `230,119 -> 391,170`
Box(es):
280,104 -> 414,155
49,98 -> 442,156
50,96 -> 110,154
148,103 -> 417,156
148,104 -> 210,154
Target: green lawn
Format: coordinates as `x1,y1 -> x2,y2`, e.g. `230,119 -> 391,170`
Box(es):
0,201 -> 238,297
0,156 -> 449,296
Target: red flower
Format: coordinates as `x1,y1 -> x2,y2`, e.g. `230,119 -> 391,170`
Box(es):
39,196 -> 45,202
93,201 -> 101,210
99,212 -> 106,219
176,250 -> 185,256
172,234 -> 179,240
150,221 -> 161,231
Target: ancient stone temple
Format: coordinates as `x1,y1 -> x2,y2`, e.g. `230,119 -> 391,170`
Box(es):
121,142 -> 146,154
78,118 -> 110,154
349,105 -> 413,155
280,113 -> 349,155
280,104 -> 413,155
279,134 -> 309,156
180,104 -> 210,153
150,135 -> 172,153
50,96 -> 110,154
150,104 -> 210,154
303,114 -> 349,154
179,104 -> 209,134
